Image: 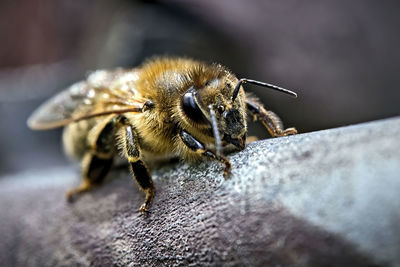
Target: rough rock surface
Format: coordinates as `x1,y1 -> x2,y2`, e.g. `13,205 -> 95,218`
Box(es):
1,117 -> 399,266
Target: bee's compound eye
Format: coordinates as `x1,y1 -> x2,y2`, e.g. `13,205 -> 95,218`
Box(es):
182,91 -> 208,124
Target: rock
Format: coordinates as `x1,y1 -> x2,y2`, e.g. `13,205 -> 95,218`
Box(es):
1,117 -> 399,266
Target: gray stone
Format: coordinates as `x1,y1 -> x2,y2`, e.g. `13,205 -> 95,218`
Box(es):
1,117 -> 399,266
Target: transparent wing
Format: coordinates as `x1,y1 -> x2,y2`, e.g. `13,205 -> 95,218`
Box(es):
27,70 -> 147,130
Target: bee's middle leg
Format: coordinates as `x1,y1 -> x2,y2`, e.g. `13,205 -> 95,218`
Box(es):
179,129 -> 232,177
66,116 -> 117,201
120,124 -> 155,214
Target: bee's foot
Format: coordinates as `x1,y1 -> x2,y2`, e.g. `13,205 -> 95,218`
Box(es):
66,190 -> 78,203
223,164 -> 232,179
223,171 -> 231,179
283,127 -> 297,136
139,204 -> 151,216
65,181 -> 92,203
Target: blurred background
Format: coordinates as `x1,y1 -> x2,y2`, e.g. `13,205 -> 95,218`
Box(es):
0,0 -> 399,175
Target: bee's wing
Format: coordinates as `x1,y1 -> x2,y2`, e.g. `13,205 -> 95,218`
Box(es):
27,75 -> 147,130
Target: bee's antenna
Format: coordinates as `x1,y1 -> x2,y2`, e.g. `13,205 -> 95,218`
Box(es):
208,105 -> 222,157
232,78 -> 298,102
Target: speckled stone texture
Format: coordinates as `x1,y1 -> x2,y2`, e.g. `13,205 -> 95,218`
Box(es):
1,117 -> 399,266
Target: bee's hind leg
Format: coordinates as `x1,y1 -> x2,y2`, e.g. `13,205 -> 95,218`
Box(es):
246,97 -> 297,137
66,153 -> 113,201
66,115 -> 118,202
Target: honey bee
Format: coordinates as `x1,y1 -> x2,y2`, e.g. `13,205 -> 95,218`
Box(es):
27,57 -> 297,214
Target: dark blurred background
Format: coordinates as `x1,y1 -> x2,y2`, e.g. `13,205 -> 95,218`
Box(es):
1,0 -> 399,175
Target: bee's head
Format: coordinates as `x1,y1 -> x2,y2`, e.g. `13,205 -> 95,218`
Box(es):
181,75 -> 247,154
181,65 -> 297,156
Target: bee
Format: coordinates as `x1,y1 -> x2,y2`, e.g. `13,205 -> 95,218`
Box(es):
27,57 -> 297,214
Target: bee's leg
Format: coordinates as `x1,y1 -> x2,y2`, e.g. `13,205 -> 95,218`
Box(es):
246,98 -> 297,137
119,123 -> 155,214
179,129 -> 232,177
66,116 -> 117,201
66,153 -> 113,201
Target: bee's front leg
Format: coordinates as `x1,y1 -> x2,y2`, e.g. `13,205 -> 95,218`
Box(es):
119,122 -> 155,214
179,129 -> 231,177
246,98 -> 297,137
